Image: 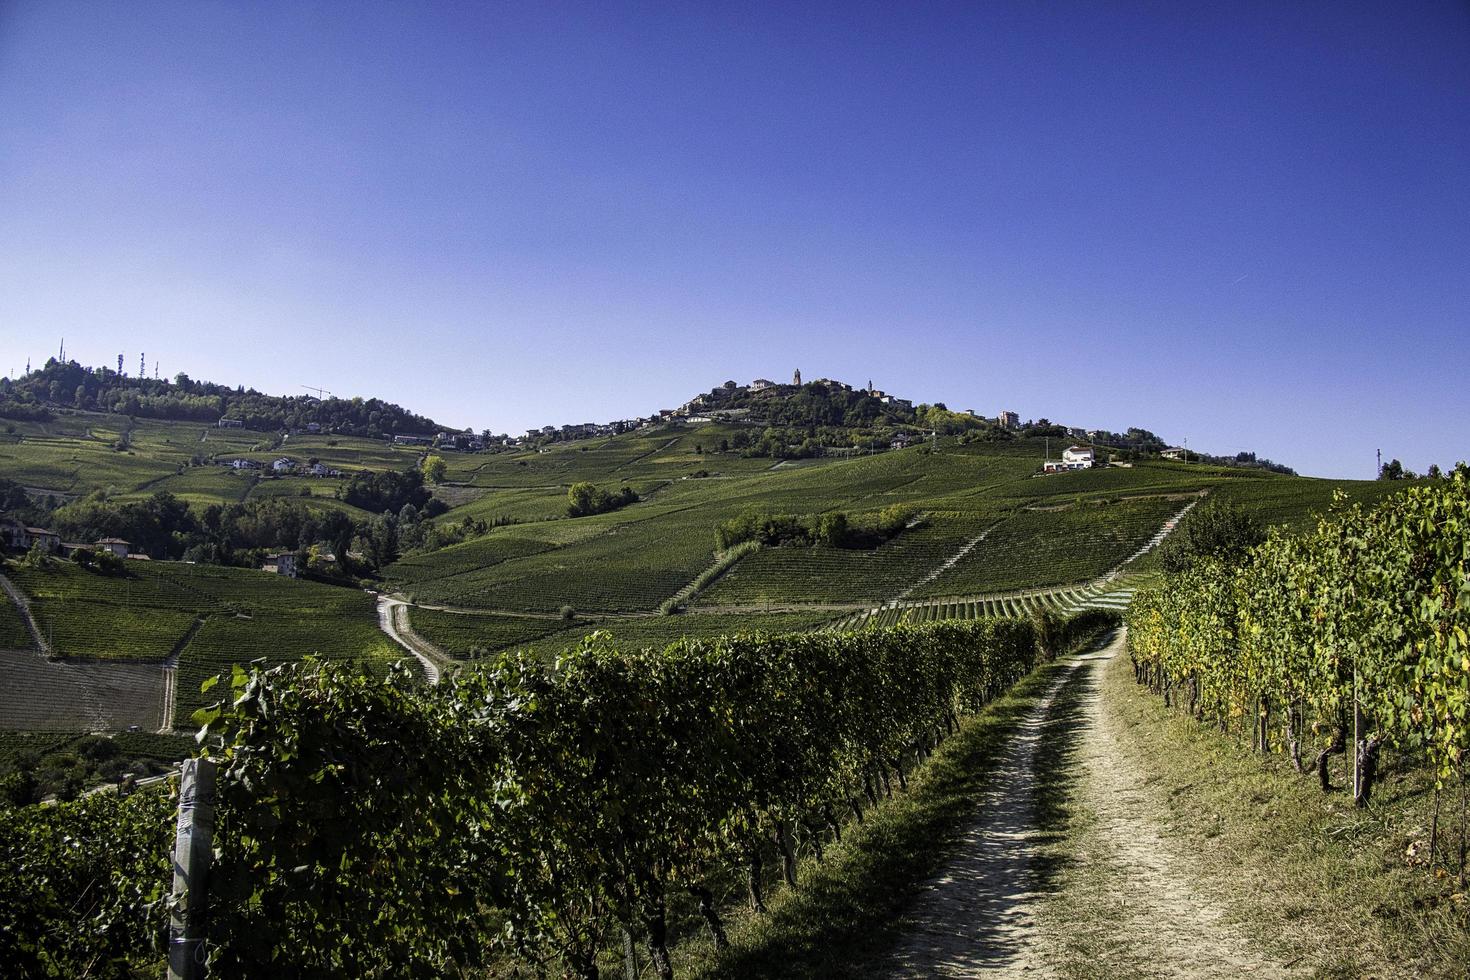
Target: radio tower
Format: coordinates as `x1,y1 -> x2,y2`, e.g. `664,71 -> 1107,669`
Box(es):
58,338 -> 65,361
118,353 -> 124,377
140,353 -> 146,378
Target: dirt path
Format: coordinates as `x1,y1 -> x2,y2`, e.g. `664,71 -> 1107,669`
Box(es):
884,661 -> 1081,977
376,596 -> 447,685
883,633 -> 1297,978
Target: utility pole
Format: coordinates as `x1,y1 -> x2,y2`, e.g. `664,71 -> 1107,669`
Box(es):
1376,448 -> 1382,478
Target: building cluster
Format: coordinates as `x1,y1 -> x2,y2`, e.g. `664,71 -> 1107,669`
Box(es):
1,519 -> 135,560
222,457 -> 342,478
673,375 -> 916,420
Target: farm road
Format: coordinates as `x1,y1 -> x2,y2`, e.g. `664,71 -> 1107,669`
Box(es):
881,632 -> 1297,979
376,595 -> 447,685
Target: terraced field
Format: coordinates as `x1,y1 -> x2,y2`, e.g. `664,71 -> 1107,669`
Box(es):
694,512 -> 996,607
910,495 -> 1191,596
405,608 -> 572,659
0,591 -> 32,649
172,603 -> 399,720
510,609 -> 842,659
1210,476 -> 1421,529
0,559 -> 404,730
828,577 -> 1145,631
0,650 -> 165,731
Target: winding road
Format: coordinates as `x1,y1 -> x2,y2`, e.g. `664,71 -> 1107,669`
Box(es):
376,594 -> 447,685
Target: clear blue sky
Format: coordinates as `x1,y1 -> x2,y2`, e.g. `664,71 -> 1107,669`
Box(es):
2,2 -> 1466,478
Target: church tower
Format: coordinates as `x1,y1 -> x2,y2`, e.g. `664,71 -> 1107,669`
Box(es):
793,368 -> 801,385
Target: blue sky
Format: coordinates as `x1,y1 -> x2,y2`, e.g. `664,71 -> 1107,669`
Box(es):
1,2 -> 1466,478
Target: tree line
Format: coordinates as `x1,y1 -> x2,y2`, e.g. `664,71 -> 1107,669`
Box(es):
715,504 -> 916,550
0,359 -> 441,438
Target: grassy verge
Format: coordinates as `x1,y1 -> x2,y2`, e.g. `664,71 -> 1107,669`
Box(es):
1094,646 -> 1470,978
677,654 -> 1081,979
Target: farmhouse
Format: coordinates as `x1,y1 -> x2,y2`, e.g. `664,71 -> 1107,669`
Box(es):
271,457 -> 295,474
261,553 -> 298,578
229,458 -> 261,470
307,462 -> 341,478
1043,446 -> 1097,473
392,434 -> 432,446
96,538 -> 131,558
25,528 -> 61,553
0,519 -> 25,550
217,418 -> 244,428
1063,446 -> 1095,467
891,432 -> 914,450
1161,446 -> 1188,461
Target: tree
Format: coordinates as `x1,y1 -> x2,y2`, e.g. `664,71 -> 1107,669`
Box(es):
1158,501 -> 1265,574
1379,458 -> 1405,481
422,455 -> 447,485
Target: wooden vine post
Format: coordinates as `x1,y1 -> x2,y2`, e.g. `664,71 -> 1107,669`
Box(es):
167,759 -> 218,980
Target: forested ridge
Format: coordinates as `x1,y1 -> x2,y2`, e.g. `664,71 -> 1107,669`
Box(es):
0,358 -> 442,437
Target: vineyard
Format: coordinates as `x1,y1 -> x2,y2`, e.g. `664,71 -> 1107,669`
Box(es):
0,610 -> 1119,978
910,496 -> 1191,596
828,577 -> 1141,631
403,607 -> 573,658
1127,468 -> 1470,837
0,560 -> 403,729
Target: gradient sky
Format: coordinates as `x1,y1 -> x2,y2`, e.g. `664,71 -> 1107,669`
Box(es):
2,2 -> 1466,478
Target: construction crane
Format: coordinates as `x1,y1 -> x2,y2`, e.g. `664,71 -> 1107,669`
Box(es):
301,385 -> 332,400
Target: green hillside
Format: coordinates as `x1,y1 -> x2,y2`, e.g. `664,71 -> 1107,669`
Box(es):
0,380 -> 1418,738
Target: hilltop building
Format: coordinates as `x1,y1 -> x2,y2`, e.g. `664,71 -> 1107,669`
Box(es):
998,410 -> 1019,430
793,368 -> 801,385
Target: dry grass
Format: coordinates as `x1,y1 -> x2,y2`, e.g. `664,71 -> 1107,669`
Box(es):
1064,647 -> 1470,978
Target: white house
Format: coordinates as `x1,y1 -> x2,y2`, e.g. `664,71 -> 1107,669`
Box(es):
751,378 -> 775,391
891,432 -> 914,450
217,418 -> 244,429
271,457 -> 295,474
1161,447 -> 1188,461
261,553 -> 298,578
1062,446 -> 1095,468
229,458 -> 261,470
96,538 -> 131,558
